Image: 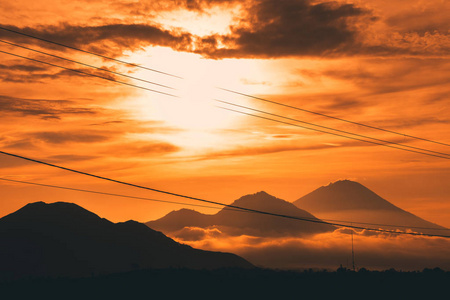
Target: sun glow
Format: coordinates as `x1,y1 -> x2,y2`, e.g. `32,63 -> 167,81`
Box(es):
159,80 -> 232,130
126,47 -> 270,132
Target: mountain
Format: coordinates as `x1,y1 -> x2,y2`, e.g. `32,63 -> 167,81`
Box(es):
147,191 -> 335,237
0,202 -> 253,280
293,180 -> 446,235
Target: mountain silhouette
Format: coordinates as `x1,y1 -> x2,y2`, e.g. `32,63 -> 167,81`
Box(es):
294,180 -> 446,235
0,202 -> 252,279
148,191 -> 335,237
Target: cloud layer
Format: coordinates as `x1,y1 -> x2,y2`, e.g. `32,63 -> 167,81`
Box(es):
2,0 -> 448,59
173,227 -> 450,270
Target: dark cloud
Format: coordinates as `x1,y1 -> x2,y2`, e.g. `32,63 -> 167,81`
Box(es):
89,120 -> 125,126
109,141 -> 180,157
319,97 -> 366,113
0,72 -> 56,83
52,67 -> 118,81
88,119 -> 182,135
195,0 -> 367,58
46,154 -> 99,163
271,134 -> 292,139
0,95 -> 97,119
2,139 -> 38,150
0,57 -> 121,83
0,63 -> 46,72
25,131 -> 112,144
192,1 -> 448,58
0,155 -> 35,168
1,128 -> 117,149
367,117 -> 450,131
0,23 -> 193,57
114,0 -> 240,15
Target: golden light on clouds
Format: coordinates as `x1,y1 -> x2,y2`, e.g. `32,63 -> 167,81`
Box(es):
172,228 -> 450,270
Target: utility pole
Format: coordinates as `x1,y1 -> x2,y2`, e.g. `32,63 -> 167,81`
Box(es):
351,226 -> 356,271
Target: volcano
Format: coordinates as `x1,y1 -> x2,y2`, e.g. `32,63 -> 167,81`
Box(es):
294,180 -> 446,235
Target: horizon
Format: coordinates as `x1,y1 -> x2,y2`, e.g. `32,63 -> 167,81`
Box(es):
3,178 -> 448,228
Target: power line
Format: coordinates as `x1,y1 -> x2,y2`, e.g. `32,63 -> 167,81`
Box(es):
218,88 -> 450,148
215,99 -> 450,158
217,106 -> 450,160
1,25 -> 447,148
1,177 -> 449,232
0,49 -> 178,98
0,39 -> 175,90
1,44 -> 447,160
1,150 -> 449,238
0,26 -> 183,79
0,177 -> 234,211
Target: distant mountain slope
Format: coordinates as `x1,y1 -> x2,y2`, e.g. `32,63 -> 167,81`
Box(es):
294,180 -> 446,235
150,208 -> 214,232
148,191 -> 335,237
0,202 -> 252,279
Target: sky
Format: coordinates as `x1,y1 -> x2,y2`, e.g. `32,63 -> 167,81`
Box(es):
0,0 -> 449,237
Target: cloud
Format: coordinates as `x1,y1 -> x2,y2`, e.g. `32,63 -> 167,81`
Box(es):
322,58 -> 450,95
173,229 -> 450,270
192,0 -> 449,58
198,135 -> 413,161
193,0 -> 368,58
318,97 -> 366,112
0,95 -> 98,119
212,144 -> 337,157
0,23 -> 194,57
0,63 -> 46,72
367,117 -> 450,131
0,59 -> 121,83
0,155 -> 35,168
384,1 -> 449,34
89,120 -> 125,126
108,141 -> 180,157
0,95 -> 97,119
114,0 -> 241,15
46,154 -> 99,163
2,1 -> 447,59
25,131 -> 112,144
1,139 -> 38,150
173,226 -> 223,241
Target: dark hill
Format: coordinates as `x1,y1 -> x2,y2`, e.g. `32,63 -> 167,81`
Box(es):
148,191 -> 335,237
0,202 -> 252,280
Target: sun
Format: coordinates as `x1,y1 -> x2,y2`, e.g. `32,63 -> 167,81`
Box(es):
132,67 -> 239,131
160,77 -> 238,130
126,47 -> 255,132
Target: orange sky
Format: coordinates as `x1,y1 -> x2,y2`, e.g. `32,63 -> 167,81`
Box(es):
0,0 -> 449,231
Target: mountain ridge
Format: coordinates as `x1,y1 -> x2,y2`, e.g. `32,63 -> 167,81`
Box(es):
147,191 -> 335,237
0,201 -> 253,280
